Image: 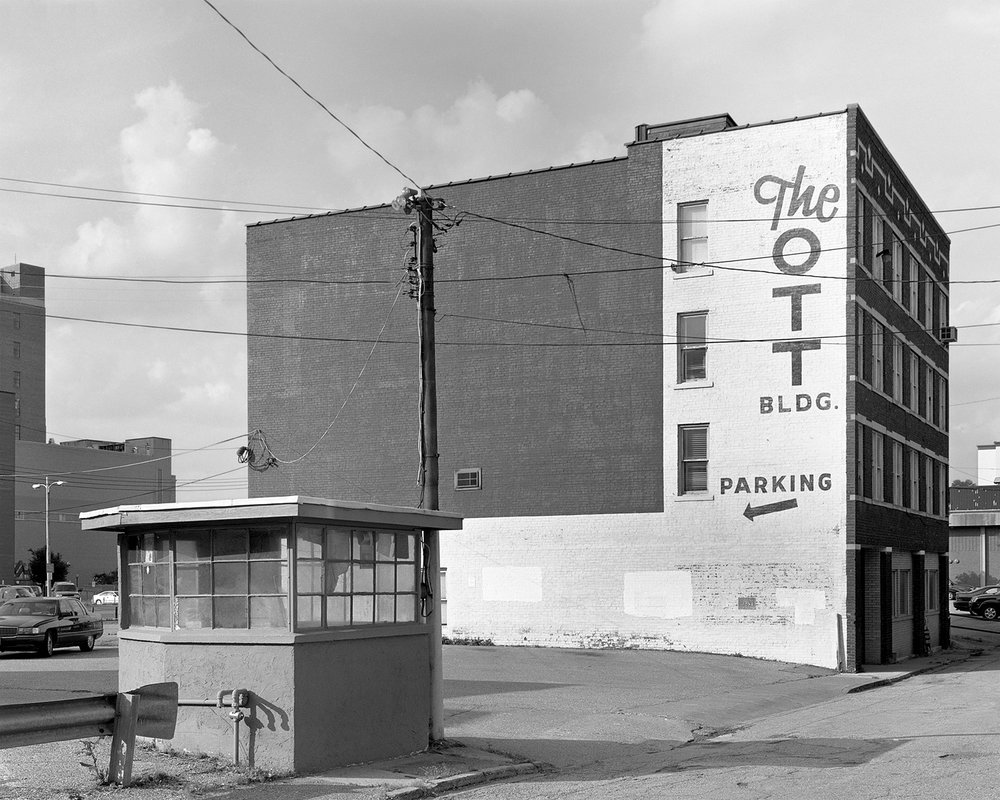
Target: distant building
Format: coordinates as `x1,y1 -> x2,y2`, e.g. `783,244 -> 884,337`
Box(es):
949,485 -> 1000,588
11,437 -> 176,586
0,263 -> 46,443
245,105 -> 950,669
0,263 -> 177,586
976,442 -> 1000,486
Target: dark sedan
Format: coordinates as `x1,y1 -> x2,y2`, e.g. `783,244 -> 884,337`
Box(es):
0,597 -> 103,657
969,593 -> 1000,621
954,585 -> 1000,612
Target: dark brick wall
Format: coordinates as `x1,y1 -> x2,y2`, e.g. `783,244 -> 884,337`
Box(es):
247,152 -> 664,516
846,106 -> 949,554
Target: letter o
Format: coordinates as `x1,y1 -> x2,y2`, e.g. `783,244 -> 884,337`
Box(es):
772,227 -> 821,275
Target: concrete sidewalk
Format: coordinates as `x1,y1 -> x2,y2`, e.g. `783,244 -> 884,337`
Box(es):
205,639 -> 983,800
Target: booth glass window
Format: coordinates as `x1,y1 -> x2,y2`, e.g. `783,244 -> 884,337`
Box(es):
296,525 -> 418,630
126,532 -> 171,628
125,526 -> 289,630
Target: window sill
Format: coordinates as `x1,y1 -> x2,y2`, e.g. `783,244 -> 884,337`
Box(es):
671,267 -> 714,280
675,494 -> 715,502
674,380 -> 714,390
119,622 -> 429,645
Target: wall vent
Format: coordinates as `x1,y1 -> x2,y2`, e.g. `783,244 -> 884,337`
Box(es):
454,468 -> 482,491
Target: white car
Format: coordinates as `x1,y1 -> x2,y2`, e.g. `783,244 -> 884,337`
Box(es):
92,590 -> 119,605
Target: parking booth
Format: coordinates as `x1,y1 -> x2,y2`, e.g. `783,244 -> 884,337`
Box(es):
80,496 -> 463,772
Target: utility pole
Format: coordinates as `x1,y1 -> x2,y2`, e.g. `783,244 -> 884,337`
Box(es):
394,187 -> 444,741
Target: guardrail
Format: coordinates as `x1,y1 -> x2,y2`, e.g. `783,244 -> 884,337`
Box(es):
0,682 -> 178,786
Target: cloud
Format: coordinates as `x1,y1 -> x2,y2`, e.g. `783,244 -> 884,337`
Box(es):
323,80 -> 611,206
46,82 -> 248,499
946,2 -> 1000,33
121,82 -> 219,193
639,0 -> 787,50
59,217 -> 130,272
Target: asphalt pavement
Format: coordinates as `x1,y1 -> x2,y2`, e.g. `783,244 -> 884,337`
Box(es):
202,633 -> 987,799
0,618 -> 991,800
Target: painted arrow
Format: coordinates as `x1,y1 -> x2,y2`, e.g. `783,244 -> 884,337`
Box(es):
743,498 -> 798,521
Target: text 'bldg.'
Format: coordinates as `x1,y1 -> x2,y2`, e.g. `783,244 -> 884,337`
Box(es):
246,105 -> 949,670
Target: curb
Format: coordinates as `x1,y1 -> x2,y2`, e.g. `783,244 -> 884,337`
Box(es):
846,648 -> 983,693
385,762 -> 541,800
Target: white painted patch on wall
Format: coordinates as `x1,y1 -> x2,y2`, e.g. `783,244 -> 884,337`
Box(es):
623,571 -> 693,618
775,588 -> 827,624
482,567 -> 543,602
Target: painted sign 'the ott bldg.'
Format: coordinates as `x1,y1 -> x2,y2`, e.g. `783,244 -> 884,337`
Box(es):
246,106 -> 950,670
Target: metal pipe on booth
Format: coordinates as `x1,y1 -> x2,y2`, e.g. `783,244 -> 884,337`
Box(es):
177,688 -> 250,765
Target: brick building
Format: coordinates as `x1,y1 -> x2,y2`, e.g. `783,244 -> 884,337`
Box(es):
0,263 -> 46,444
245,105 -> 950,669
0,262 -> 178,586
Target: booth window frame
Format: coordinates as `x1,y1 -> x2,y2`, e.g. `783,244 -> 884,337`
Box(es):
124,525 -> 290,631
294,525 -> 419,630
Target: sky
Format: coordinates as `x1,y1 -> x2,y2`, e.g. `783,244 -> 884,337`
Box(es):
1,0 -> 998,500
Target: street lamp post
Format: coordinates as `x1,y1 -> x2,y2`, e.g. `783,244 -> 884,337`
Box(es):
31,477 -> 66,597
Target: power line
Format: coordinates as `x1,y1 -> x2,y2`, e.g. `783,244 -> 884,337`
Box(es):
0,176 -> 335,214
9,173 -> 1000,225
199,0 -> 421,190
0,432 -> 248,480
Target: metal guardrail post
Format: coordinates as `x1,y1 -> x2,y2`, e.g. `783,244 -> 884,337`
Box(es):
0,682 -> 178,787
108,692 -> 141,786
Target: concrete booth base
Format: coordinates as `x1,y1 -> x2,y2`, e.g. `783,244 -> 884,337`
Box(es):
82,496 -> 462,773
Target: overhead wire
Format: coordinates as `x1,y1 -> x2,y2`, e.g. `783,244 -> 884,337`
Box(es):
199,0 -> 421,190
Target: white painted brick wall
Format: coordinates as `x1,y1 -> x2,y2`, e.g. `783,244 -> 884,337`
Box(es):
441,115 -> 853,670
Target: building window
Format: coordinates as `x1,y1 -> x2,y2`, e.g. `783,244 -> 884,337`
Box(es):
919,456 -> 929,512
892,568 -> 912,617
677,202 -> 708,273
872,214 -> 885,281
909,263 -> 920,317
891,237 -> 903,302
938,462 -> 947,516
12,312 -> 20,330
855,423 -> 865,496
295,525 -> 417,629
892,441 -> 903,506
12,341 -> 19,359
910,450 -> 920,511
860,310 -> 872,384
679,424 -> 708,494
677,312 -> 708,382
901,251 -> 912,313
909,352 -> 919,413
12,371 -> 20,389
14,425 -> 20,440
925,365 -> 935,423
882,231 -> 895,295
872,432 -> 884,502
872,322 -> 883,392
454,468 -> 482,491
892,338 -> 903,401
13,397 -> 19,417
926,569 -> 940,612
924,279 -> 934,331
938,375 -> 947,432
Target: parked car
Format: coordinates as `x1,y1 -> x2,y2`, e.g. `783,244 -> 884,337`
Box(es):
969,592 -> 1000,620
49,581 -> 80,598
949,580 -> 974,601
0,596 -> 103,656
0,586 -> 35,602
92,590 -> 119,605
954,585 -> 1000,612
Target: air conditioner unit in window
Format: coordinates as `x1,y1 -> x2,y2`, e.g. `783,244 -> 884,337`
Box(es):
939,326 -> 958,344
